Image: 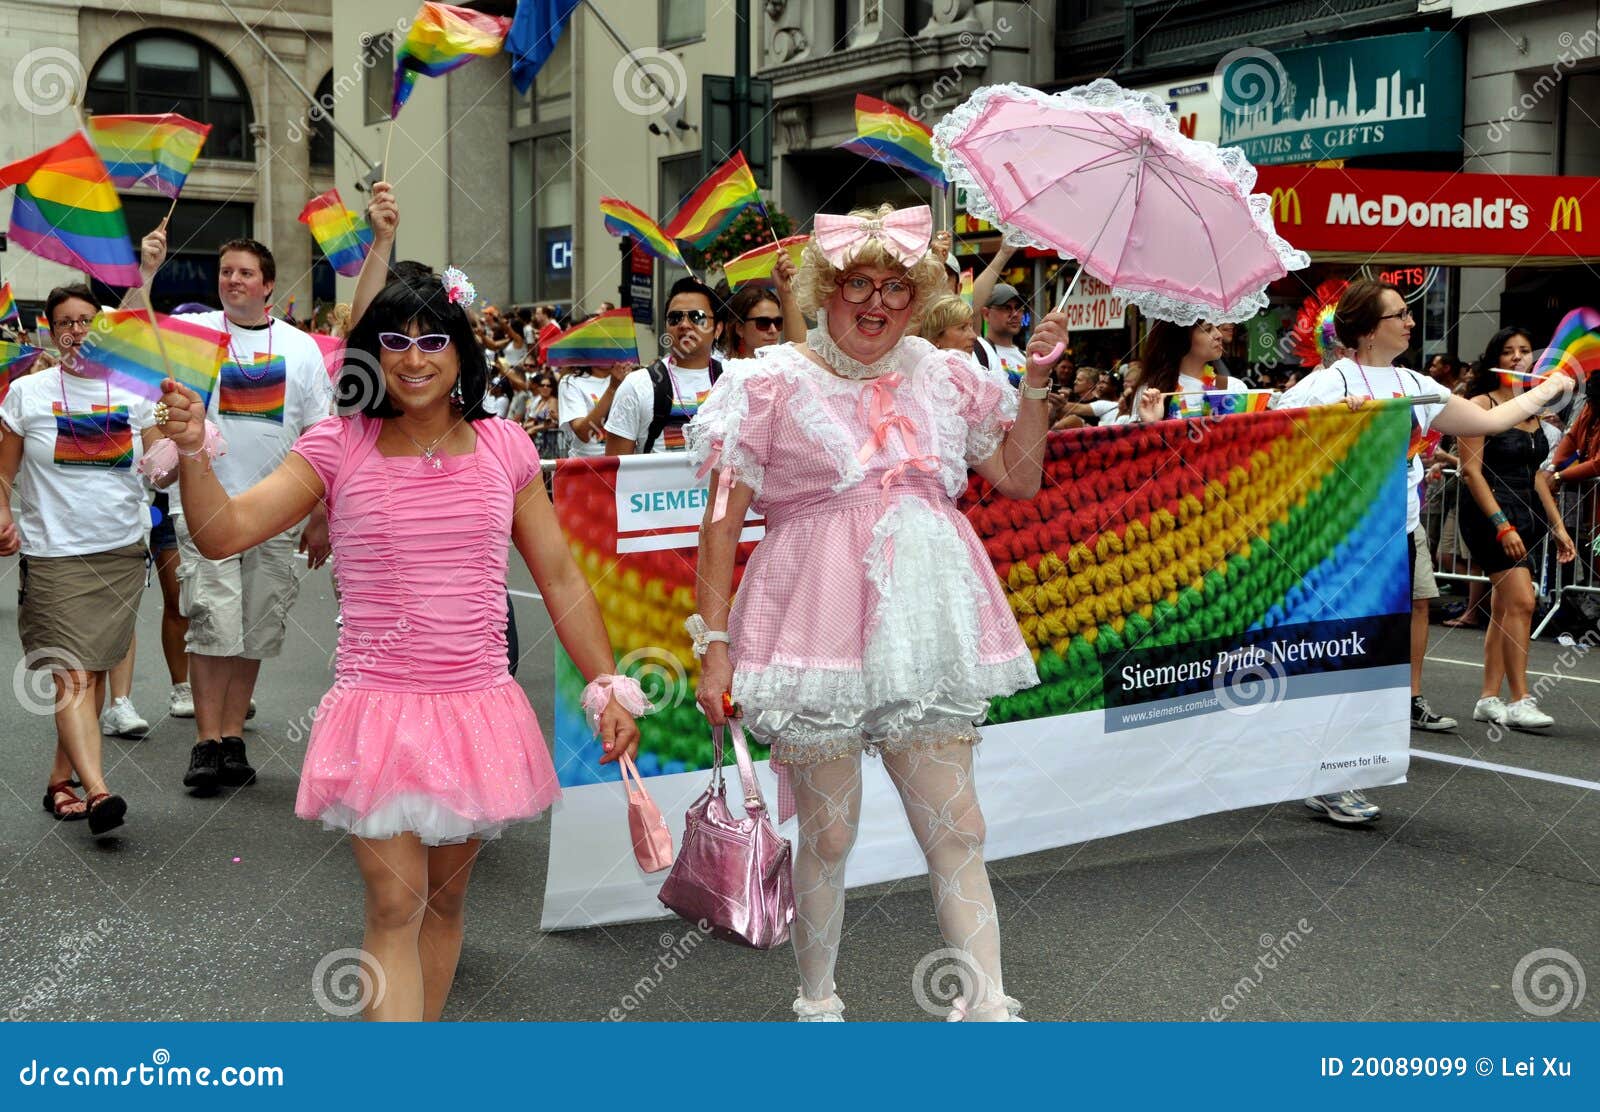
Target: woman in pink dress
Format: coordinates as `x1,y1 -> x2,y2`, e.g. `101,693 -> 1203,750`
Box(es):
689,205 -> 1065,1021
155,273 -> 643,1021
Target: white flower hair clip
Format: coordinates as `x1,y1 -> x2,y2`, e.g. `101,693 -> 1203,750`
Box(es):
441,266 -> 477,308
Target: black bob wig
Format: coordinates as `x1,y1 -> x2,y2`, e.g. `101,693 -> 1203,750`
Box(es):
339,275 -> 489,420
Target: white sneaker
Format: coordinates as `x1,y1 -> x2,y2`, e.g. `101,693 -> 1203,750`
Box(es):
1502,697 -> 1554,730
792,992 -> 845,1022
168,682 -> 194,718
100,696 -> 150,739
1473,696 -> 1507,724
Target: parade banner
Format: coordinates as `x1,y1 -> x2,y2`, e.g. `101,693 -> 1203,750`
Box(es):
542,402 -> 1415,929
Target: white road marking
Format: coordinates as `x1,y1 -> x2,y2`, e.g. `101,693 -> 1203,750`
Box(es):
1412,749 -> 1600,792
1425,655 -> 1600,685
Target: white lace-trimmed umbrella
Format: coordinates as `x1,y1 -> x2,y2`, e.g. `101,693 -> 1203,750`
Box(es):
933,80 -> 1309,347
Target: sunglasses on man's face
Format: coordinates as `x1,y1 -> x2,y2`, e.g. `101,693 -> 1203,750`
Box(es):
666,309 -> 712,327
378,331 -> 452,353
743,315 -> 783,331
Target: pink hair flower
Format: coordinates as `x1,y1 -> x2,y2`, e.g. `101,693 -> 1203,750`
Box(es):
441,266 -> 477,308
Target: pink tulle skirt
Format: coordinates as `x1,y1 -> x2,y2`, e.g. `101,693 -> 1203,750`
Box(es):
294,677 -> 561,845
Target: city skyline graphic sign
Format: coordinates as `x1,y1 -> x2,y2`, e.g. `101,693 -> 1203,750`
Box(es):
1220,31 -> 1463,166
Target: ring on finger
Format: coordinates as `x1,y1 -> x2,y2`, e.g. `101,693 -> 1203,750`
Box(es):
152,402 -> 170,425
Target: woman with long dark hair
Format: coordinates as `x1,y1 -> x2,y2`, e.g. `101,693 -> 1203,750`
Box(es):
155,273 -> 643,1020
1456,327 -> 1576,729
1126,319 -> 1245,420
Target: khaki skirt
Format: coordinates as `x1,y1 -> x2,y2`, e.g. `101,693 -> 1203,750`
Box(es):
17,544 -> 147,672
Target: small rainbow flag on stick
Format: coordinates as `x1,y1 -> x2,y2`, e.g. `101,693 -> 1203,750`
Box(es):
392,2 -> 512,118
1204,390 -> 1275,416
76,310 -> 229,409
600,198 -> 685,267
959,267 -> 975,306
0,282 -> 17,324
1530,306 -> 1600,381
544,309 -> 640,368
663,152 -> 762,249
840,94 -> 946,188
0,341 -> 44,404
0,131 -> 142,287
85,113 -> 210,198
298,189 -> 374,277
722,235 -> 808,287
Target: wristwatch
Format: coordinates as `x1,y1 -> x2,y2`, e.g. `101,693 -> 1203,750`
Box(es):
1019,381 -> 1052,401
685,614 -> 730,657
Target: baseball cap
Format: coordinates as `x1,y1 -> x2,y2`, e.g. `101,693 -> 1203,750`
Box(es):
944,252 -> 961,276
988,283 -> 1023,308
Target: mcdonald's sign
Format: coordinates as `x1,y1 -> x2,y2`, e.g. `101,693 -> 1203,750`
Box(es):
1551,196 -> 1583,232
1271,187 -> 1302,225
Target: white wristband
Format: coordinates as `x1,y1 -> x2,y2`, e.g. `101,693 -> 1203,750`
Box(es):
684,613 -> 730,657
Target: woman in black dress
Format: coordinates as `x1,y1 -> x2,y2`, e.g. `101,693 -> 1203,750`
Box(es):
1457,327 -> 1577,731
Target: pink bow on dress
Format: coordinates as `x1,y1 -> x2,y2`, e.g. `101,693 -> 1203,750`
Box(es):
812,206 -> 934,268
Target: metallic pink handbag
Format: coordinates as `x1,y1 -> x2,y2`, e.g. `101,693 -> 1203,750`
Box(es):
657,722 -> 794,949
619,753 -> 673,873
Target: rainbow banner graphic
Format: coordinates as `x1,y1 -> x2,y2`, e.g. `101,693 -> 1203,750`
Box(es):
1,340 -> 45,404
75,310 -> 228,410
1530,306 -> 1600,381
52,405 -> 133,470
218,354 -> 287,423
85,113 -> 211,198
541,402 -> 1415,928
0,131 -> 142,287
392,2 -> 513,118
0,282 -> 17,324
600,197 -> 685,267
721,235 -> 809,288
543,309 -> 639,368
298,189 -> 374,277
840,94 -> 946,188
662,152 -> 762,249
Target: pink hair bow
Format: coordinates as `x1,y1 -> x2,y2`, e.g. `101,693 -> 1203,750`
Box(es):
812,206 -> 933,268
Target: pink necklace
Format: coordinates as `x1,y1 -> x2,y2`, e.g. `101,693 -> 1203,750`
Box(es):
58,365 -> 113,455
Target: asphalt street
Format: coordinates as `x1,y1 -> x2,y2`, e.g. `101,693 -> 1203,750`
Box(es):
1,556 -> 1596,1023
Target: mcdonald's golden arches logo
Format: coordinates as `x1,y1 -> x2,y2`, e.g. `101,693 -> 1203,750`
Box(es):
1271,187 -> 1302,225
1550,196 -> 1583,232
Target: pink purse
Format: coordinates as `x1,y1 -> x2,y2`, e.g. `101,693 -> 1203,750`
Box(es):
657,722 -> 794,949
619,753 -> 674,873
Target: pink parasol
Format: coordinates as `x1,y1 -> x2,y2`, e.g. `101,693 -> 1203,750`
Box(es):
934,80 -> 1308,338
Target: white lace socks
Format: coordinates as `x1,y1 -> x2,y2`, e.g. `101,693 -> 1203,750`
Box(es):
789,754 -> 863,1002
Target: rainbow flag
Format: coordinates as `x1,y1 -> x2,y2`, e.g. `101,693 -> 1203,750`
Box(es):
0,340 -> 44,403
722,235 -> 808,287
0,282 -> 17,324
959,267 -> 974,306
1531,306 -> 1600,381
663,152 -> 762,249
544,309 -> 639,368
839,94 -> 946,188
298,189 -> 374,277
35,314 -> 51,347
85,113 -> 210,199
600,197 -> 684,267
1165,393 -> 1207,419
1204,389 -> 1275,416
392,2 -> 512,118
0,131 -> 142,287
75,309 -> 228,409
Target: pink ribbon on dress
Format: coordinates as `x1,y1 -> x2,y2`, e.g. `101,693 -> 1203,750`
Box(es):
813,206 -> 933,268
695,439 -> 736,523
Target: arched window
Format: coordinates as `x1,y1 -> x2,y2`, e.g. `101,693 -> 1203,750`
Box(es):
309,72 -> 335,169
86,32 -> 254,161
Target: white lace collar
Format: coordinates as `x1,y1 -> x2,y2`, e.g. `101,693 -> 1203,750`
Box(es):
805,308 -> 903,380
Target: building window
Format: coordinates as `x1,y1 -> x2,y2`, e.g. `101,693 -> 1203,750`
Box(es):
363,30 -> 396,125
309,72 -> 335,169
98,195 -> 253,311
1561,73 -> 1600,175
512,31 -> 572,128
657,152 -> 702,292
86,33 -> 253,161
512,133 -> 574,305
660,0 -> 705,47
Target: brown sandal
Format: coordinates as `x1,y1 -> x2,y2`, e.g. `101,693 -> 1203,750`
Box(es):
42,779 -> 87,821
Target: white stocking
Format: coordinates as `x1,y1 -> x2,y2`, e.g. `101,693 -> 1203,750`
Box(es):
883,742 -> 1012,1019
788,753 -> 863,1002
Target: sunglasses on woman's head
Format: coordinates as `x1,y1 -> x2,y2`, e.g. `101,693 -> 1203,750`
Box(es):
378,332 -> 452,353
743,315 -> 783,330
666,309 -> 712,327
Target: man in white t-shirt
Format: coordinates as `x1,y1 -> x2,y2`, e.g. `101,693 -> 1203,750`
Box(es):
136,230 -> 334,796
560,362 -> 628,458
975,283 -> 1028,387
604,277 -> 723,455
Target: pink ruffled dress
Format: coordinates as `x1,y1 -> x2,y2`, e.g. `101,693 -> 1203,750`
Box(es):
289,414 -> 560,844
685,336 -> 1038,768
